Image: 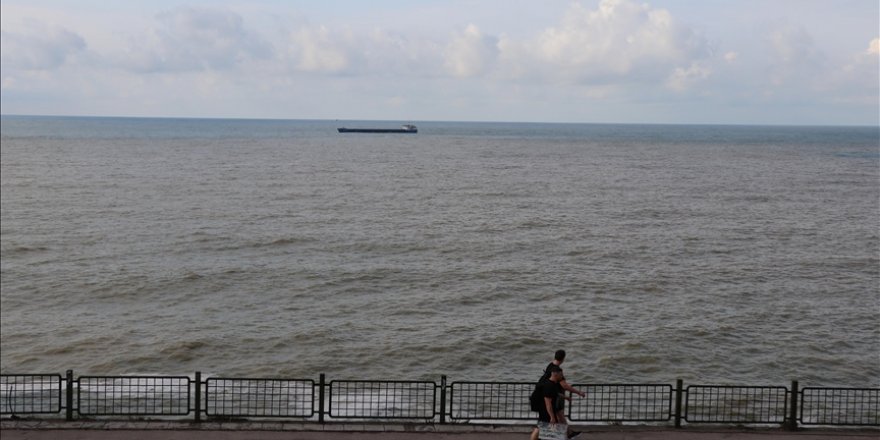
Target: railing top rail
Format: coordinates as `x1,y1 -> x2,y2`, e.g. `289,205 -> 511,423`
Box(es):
78,375 -> 191,379
686,385 -> 788,389
1,374 -> 63,377
206,377 -> 314,382
801,386 -> 880,391
571,383 -> 675,387
329,379 -> 436,384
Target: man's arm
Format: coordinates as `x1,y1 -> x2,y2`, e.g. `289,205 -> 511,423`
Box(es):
544,397 -> 557,423
560,379 -> 586,397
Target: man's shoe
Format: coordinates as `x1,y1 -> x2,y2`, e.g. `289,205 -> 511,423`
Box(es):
568,431 -> 582,439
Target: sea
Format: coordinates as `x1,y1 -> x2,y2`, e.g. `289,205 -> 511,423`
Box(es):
1,116 -> 878,387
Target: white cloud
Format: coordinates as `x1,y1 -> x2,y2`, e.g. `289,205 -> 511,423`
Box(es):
667,61 -> 712,91
769,26 -> 819,65
496,0 -> 710,85
0,0 -> 876,124
281,23 -> 450,77
444,24 -> 498,77
2,1 -> 712,86
0,20 -> 85,70
867,37 -> 879,56
834,36 -> 880,104
761,25 -> 826,88
115,7 -> 272,73
288,25 -> 351,73
360,28 -> 444,77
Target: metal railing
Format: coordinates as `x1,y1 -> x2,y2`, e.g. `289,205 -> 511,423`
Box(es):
205,377 -> 314,418
329,380 -> 436,419
449,381 -> 534,421
77,375 -> 190,416
1,372 -> 877,429
800,387 -> 879,426
571,384 -> 673,422
0,374 -> 62,415
683,385 -> 788,424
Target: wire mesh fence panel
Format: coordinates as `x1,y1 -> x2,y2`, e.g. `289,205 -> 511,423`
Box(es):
78,376 -> 190,416
568,384 -> 673,422
0,375 -> 63,414
684,385 -> 787,424
329,380 -> 436,419
800,387 -> 880,426
205,378 -> 314,417
4,371 -> 879,427
449,382 -> 535,420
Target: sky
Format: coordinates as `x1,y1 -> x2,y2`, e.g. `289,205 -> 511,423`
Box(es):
1,0 -> 878,125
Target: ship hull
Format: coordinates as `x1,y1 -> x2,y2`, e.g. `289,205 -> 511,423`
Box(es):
337,127 -> 417,134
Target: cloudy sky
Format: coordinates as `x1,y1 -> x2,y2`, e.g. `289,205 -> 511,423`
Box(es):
1,0 -> 878,125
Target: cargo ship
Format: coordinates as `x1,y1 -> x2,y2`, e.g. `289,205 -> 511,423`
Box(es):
337,124 -> 417,134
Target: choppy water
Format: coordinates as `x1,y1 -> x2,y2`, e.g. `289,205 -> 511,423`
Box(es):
1,116 -> 878,387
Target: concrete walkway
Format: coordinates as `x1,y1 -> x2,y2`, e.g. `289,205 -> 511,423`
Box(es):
2,420 -> 877,440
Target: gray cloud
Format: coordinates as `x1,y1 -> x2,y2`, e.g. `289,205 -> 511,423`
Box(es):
1,21 -> 85,70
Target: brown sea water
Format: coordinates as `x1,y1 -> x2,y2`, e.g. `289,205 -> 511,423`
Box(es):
1,116 -> 878,386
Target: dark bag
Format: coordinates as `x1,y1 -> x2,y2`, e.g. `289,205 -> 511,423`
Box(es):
529,382 -> 543,412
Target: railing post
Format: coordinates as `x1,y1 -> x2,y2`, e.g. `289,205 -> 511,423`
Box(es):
439,375 -> 447,424
65,370 -> 74,421
674,379 -> 683,428
318,373 -> 326,423
787,380 -> 799,431
194,371 -> 201,423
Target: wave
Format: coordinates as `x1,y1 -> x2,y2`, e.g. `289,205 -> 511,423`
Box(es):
2,245 -> 50,255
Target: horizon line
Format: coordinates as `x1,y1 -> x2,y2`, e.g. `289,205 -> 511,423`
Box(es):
2,113 -> 878,129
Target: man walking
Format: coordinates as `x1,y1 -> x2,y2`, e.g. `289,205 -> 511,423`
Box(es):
539,350 -> 586,439
530,366 -> 565,440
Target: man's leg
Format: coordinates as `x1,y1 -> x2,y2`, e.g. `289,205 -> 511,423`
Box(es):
556,410 -> 567,424
530,426 -> 540,440
533,409 -> 550,440
556,411 -> 580,438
